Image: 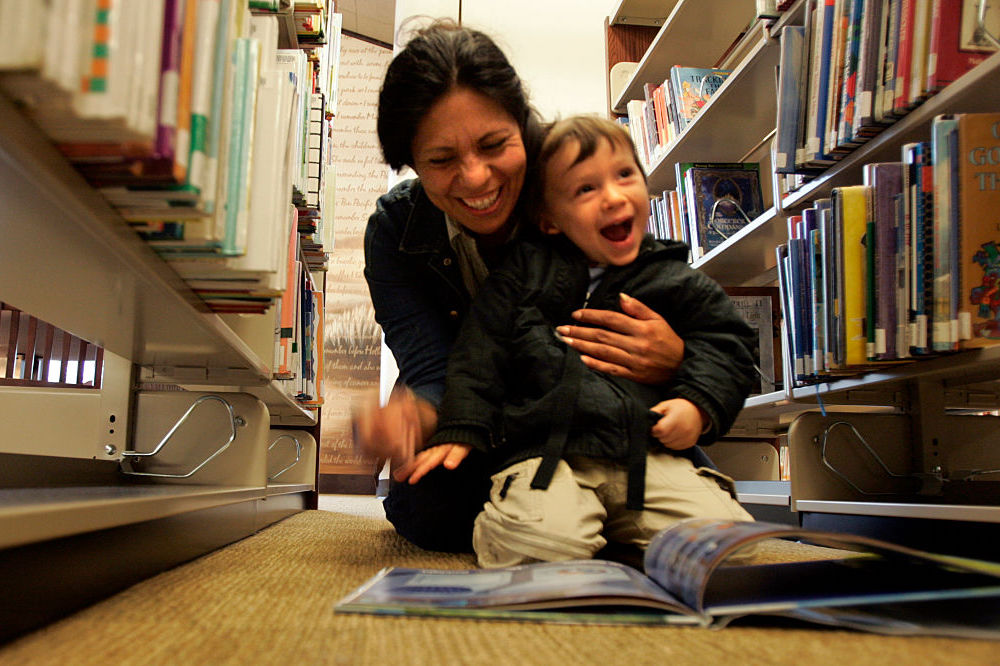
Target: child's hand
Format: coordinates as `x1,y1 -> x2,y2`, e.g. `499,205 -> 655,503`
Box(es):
393,443 -> 472,485
649,399 -> 707,451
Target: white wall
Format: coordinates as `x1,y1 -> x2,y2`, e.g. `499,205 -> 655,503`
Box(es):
394,0 -> 611,119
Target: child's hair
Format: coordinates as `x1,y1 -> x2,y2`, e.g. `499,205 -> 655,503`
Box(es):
526,115 -> 647,223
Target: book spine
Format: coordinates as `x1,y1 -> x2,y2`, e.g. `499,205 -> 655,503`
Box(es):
809,225 -> 826,374
835,185 -> 871,365
156,0 -> 184,163
931,114 -> 959,351
836,0 -> 866,149
877,0 -> 902,121
187,0 -> 221,194
908,0 -> 933,106
825,0 -> 849,153
892,0 -> 915,115
775,243 -> 798,384
775,26 -> 806,174
805,0 -> 837,165
852,0 -> 886,136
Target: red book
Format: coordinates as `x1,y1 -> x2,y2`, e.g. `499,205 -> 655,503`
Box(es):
925,0 -> 997,93
893,0 -> 916,114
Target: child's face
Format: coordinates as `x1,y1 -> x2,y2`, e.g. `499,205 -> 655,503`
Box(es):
539,137 -> 649,266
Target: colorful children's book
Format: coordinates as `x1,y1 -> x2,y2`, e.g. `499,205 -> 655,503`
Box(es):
336,518 -> 1000,638
667,66 -> 732,132
955,112 -> 1000,348
685,163 -> 764,258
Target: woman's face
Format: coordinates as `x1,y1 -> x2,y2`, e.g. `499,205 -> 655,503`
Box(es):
411,87 -> 527,240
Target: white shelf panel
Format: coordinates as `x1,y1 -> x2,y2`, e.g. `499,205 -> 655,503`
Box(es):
788,346 -> 1000,405
781,50 -> 1000,211
644,35 -> 780,192
266,482 -> 314,497
0,94 -> 274,384
735,480 -> 791,506
793,499 -> 1000,523
613,0 -> 758,114
177,381 -> 318,426
609,0 -> 679,26
693,206 -> 785,285
0,484 -> 265,549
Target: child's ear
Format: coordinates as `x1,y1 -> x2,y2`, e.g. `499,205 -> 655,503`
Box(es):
538,213 -> 562,236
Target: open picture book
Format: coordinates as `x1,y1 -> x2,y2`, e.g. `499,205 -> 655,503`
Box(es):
336,518 -> 1000,639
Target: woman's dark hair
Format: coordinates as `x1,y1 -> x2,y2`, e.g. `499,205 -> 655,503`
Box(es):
377,18 -> 543,172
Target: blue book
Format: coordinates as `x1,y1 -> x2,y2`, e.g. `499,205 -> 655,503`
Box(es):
788,234 -> 814,380
775,244 -> 796,387
804,0 -> 837,166
775,26 -> 806,174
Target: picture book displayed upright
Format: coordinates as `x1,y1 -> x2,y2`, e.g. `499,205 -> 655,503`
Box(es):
955,112 -> 1000,348
925,0 -> 999,94
682,162 -> 764,259
336,518 -> 1000,639
725,287 -> 783,394
668,66 -> 733,132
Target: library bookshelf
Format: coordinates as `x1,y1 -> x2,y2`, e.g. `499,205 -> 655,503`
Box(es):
607,0 -> 1000,551
0,1 -> 339,641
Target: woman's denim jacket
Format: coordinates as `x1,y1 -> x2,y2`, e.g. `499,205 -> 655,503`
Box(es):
364,178 -> 471,407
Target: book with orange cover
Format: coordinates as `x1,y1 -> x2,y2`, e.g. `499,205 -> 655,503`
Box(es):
956,112 -> 1000,348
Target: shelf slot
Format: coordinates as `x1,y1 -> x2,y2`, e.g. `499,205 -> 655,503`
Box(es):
267,433 -> 302,481
121,395 -> 240,479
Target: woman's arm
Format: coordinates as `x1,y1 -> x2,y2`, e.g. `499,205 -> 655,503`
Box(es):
355,190 -> 455,464
555,292 -> 685,384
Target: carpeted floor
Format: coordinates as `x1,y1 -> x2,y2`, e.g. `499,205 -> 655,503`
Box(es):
0,498 -> 995,665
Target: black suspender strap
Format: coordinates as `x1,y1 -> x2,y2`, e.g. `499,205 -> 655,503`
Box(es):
530,348 -> 584,491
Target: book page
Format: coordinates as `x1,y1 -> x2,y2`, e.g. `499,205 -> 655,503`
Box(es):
337,560 -> 694,616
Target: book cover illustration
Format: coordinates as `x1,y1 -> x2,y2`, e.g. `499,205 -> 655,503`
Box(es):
687,164 -> 764,256
926,0 -> 999,92
669,66 -> 733,131
726,287 -> 782,394
957,112 -> 1000,347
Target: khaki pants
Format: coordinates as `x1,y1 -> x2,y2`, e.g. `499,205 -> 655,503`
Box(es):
472,452 -> 753,569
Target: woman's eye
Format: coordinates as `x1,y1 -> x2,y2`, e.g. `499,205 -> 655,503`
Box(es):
428,156 -> 454,166
481,139 -> 506,152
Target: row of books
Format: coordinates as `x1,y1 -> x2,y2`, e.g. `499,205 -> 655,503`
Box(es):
777,112 -> 1000,386
0,0 -> 340,306
274,226 -> 324,408
0,0 -> 337,405
647,161 -> 766,261
774,0 -> 998,178
624,66 -> 733,171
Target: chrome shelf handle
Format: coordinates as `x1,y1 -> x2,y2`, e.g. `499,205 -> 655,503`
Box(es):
267,434 -> 302,481
121,395 -> 239,479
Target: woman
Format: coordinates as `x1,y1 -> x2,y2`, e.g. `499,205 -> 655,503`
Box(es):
357,19 -> 684,552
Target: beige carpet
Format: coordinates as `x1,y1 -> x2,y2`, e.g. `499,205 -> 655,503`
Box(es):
0,502 -> 996,666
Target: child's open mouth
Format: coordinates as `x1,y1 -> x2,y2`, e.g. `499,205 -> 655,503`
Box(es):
600,220 -> 632,242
